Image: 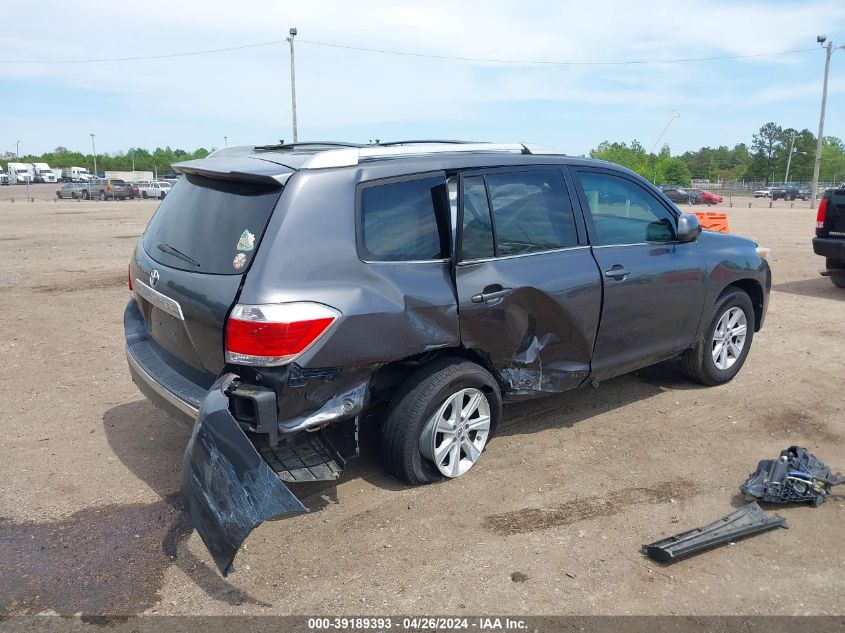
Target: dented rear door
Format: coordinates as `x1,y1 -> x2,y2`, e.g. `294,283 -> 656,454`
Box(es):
454,167 -> 602,394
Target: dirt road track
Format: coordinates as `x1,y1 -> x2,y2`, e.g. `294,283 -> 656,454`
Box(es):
0,189 -> 842,617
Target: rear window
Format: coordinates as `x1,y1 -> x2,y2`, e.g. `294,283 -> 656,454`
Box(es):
142,174 -> 282,275
358,175 -> 450,261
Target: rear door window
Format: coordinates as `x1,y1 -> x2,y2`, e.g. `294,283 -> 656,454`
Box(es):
358,174 -> 450,261
485,170 -> 579,257
460,176 -> 495,260
142,174 -> 282,274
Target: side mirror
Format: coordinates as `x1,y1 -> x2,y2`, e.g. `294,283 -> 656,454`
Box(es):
677,213 -> 702,243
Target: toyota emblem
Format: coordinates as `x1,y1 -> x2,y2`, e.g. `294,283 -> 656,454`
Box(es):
149,269 -> 160,287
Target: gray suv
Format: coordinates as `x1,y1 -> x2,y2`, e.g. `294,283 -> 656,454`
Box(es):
124,141 -> 771,574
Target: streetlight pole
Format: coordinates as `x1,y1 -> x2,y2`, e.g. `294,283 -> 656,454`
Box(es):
286,27 -> 298,143
224,136 -> 228,147
810,36 -> 843,207
16,140 -> 20,159
90,133 -> 97,177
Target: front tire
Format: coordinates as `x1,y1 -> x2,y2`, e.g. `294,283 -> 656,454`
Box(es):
381,358 -> 502,485
681,289 -> 754,386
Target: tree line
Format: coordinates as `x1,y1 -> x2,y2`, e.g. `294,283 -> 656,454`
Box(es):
6,124 -> 845,186
590,122 -> 845,187
1,146 -> 210,175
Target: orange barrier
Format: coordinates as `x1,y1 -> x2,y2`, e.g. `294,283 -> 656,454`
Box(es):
694,211 -> 729,233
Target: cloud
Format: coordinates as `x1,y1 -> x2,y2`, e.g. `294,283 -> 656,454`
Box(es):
1,0 -> 843,152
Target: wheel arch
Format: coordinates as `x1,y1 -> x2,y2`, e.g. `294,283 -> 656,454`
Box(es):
367,346 -> 496,408
719,278 -> 764,332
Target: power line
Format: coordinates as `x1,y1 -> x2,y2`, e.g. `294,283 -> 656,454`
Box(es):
298,40 -> 819,66
0,38 -> 819,66
0,39 -> 286,64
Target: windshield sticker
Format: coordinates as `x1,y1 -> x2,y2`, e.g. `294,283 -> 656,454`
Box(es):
232,253 -> 247,270
237,230 -> 255,252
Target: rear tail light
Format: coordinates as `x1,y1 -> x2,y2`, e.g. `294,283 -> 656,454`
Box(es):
816,197 -> 829,236
128,264 -> 133,291
225,302 -> 340,367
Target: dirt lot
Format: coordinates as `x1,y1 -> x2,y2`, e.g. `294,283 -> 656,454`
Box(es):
0,183 -> 842,617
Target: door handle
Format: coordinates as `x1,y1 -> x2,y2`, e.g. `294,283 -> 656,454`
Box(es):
471,287 -> 513,304
604,265 -> 631,280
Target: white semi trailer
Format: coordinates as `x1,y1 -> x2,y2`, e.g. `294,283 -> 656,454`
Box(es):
62,166 -> 92,182
7,163 -> 34,184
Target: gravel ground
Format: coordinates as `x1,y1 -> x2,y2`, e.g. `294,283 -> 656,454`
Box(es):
0,184 -> 842,617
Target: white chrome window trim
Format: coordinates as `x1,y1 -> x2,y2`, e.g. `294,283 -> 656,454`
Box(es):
458,245 -> 589,265
360,258 -> 451,265
591,241 -> 678,249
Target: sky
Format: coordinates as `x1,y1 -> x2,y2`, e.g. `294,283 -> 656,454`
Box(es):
1,0 -> 844,157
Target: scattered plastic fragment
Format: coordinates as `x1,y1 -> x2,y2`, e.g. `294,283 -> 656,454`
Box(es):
643,503 -> 787,563
741,446 -> 844,506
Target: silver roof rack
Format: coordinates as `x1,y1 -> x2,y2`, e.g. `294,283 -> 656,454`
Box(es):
300,142 -> 561,169
206,141 -> 563,169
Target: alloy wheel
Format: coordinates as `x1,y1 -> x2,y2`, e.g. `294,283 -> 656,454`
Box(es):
419,387 -> 491,478
712,306 -> 747,370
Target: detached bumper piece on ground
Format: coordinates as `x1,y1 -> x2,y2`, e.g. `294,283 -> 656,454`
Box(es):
644,446 -> 842,563
741,446 -> 845,506
643,503 -> 787,563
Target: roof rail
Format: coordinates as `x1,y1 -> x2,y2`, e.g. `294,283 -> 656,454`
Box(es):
375,140 -> 477,146
254,141 -> 365,151
301,142 -> 560,169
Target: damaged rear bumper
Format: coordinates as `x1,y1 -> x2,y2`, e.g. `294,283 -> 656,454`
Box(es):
181,374 -> 307,575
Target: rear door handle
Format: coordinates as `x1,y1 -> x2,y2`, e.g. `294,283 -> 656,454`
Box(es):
604,265 -> 631,280
471,288 -> 513,304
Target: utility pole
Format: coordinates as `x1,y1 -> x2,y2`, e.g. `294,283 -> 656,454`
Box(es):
90,133 -> 97,177
287,27 -> 298,143
784,133 -> 795,184
810,36 -> 843,207
16,140 -> 20,159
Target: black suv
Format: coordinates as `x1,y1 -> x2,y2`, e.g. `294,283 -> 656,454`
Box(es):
813,186 -> 845,287
124,141 -> 770,573
771,184 -> 809,201
659,184 -> 701,205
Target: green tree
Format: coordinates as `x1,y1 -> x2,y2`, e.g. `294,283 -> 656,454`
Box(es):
662,157 -> 691,185
750,122 -> 783,183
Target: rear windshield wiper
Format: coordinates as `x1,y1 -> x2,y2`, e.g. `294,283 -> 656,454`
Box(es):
157,242 -> 200,268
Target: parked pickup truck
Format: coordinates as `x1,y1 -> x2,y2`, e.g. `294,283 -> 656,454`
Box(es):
138,181 -> 171,199
770,184 -> 808,201
813,186 -> 845,288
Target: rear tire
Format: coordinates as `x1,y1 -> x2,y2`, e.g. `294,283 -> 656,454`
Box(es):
380,357 -> 501,485
827,259 -> 845,288
98,191 -> 105,201
142,191 -> 148,199
681,289 -> 755,386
